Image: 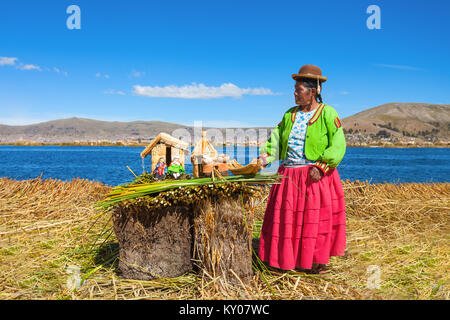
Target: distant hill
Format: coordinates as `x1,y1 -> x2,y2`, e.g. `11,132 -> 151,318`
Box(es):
0,117 -> 189,142
0,103 -> 448,144
341,103 -> 449,140
0,117 -> 271,143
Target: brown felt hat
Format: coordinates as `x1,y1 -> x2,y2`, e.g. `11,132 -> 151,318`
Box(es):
292,65 -> 327,83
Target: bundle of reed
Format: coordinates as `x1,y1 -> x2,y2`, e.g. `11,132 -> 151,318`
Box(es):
113,182 -> 262,211
112,203 -> 193,280
192,194 -> 255,287
96,173 -> 283,211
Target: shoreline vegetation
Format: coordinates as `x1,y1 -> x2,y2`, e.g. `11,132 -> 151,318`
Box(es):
0,176 -> 448,300
0,141 -> 449,148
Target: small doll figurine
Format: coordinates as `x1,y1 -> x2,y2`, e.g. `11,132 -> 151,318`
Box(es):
167,156 -> 185,179
153,157 -> 167,181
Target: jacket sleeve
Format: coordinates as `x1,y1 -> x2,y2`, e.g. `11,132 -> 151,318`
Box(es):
312,108 -> 346,175
258,119 -> 283,167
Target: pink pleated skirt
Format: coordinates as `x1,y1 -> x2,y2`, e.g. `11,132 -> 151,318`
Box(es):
258,164 -> 346,270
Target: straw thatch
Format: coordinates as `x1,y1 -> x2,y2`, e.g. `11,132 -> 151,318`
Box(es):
140,132 -> 189,158
112,204 -> 193,280
192,194 -> 255,285
191,131 -> 218,160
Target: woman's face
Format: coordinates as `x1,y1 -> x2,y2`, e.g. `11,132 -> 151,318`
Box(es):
294,81 -> 313,106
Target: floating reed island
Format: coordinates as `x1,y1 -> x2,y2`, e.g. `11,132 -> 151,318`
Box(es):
97,171 -> 283,283
1,176 -> 448,299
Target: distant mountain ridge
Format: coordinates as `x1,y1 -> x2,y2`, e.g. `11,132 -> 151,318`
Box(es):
0,117 -> 272,143
0,103 -> 448,143
341,103 -> 449,140
0,117 -> 190,141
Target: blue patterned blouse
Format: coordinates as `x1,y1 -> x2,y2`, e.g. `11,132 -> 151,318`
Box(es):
281,108 -> 317,167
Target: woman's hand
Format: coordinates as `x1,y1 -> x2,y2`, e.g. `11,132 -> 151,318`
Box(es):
309,166 -> 323,182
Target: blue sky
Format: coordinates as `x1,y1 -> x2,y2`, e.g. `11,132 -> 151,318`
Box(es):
1,0 -> 449,127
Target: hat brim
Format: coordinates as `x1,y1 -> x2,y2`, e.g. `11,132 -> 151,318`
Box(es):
292,73 -> 327,82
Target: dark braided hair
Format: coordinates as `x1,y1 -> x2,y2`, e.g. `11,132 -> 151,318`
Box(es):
297,78 -> 323,103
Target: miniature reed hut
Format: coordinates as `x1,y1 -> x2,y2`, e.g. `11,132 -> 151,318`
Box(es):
140,132 -> 189,173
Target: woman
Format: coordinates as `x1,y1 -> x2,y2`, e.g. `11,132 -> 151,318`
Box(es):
256,65 -> 346,274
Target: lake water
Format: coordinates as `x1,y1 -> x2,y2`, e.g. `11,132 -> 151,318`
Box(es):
0,145 -> 448,186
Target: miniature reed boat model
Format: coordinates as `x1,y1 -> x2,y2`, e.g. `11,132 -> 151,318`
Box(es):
191,131 -> 261,177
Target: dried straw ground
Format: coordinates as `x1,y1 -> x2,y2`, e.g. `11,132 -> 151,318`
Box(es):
0,176 -> 448,300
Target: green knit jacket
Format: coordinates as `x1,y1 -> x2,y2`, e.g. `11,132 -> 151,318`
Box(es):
258,103 -> 346,174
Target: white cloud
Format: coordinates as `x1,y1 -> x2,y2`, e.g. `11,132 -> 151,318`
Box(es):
375,64 -> 423,71
96,72 -> 110,79
19,64 -> 42,71
104,89 -> 126,95
133,82 -> 276,99
0,57 -> 18,66
1,57 -> 65,75
340,91 -> 350,95
53,67 -> 68,76
2,57 -> 68,76
131,70 -> 145,78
